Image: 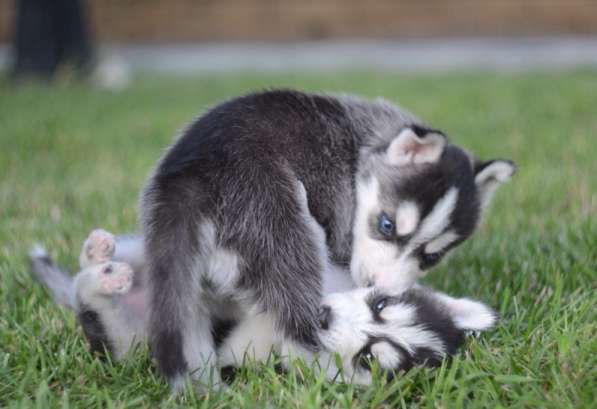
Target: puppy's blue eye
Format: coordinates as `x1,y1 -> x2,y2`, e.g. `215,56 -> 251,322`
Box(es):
375,298 -> 387,313
378,214 -> 394,237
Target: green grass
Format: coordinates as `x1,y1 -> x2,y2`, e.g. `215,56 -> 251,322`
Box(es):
1,70 -> 596,408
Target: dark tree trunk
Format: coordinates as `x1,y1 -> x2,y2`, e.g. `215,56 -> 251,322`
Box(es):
12,0 -> 94,80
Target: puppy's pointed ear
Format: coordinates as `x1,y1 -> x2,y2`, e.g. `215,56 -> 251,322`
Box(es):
475,159 -> 517,210
436,293 -> 497,331
386,127 -> 447,166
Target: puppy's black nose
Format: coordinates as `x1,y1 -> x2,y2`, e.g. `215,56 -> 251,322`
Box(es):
318,305 -> 332,330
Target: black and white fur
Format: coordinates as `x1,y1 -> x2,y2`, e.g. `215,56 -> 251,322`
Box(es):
317,286 -> 496,384
29,226 -> 496,385
139,89 -> 514,388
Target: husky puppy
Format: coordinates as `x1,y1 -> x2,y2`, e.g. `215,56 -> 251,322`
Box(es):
29,230 -> 148,360
140,89 -> 514,387
29,227 -> 496,385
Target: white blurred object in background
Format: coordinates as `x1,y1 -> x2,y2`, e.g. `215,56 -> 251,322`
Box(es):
92,53 -> 131,90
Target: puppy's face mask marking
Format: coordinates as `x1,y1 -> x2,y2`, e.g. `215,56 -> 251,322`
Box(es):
318,287 -> 497,383
351,126 -> 516,289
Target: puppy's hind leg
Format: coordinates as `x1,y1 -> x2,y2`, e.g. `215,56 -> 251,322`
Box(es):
148,254 -> 219,391
143,216 -> 219,391
225,179 -> 325,353
80,229 -> 146,271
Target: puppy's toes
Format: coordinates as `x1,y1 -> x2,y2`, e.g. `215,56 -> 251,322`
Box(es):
84,229 -> 116,265
99,263 -> 133,295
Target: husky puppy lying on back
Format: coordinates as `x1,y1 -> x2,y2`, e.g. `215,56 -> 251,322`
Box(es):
139,89 -> 515,387
30,224 -> 497,385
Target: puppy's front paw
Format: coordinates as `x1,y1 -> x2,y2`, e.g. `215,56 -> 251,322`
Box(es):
99,262 -> 133,295
81,229 -> 115,267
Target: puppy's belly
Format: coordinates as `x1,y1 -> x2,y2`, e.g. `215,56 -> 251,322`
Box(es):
119,288 -> 149,325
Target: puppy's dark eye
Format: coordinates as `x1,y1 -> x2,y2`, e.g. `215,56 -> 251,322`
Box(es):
103,265 -> 113,274
420,252 -> 442,269
378,213 -> 394,237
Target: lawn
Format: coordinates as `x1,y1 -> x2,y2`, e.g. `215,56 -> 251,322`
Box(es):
0,70 -> 595,408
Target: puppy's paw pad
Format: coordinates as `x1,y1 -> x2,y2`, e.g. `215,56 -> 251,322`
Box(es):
99,264 -> 133,294
85,229 -> 115,263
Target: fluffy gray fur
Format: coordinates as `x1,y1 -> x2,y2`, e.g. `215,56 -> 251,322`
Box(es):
138,89 -> 515,388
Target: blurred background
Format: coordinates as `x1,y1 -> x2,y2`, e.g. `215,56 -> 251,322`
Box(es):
2,0 -> 597,83
1,4 -> 596,406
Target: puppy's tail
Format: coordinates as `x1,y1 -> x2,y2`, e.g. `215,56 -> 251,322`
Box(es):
28,245 -> 76,310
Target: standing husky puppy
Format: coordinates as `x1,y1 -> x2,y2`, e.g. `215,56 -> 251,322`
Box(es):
141,90 -> 515,388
